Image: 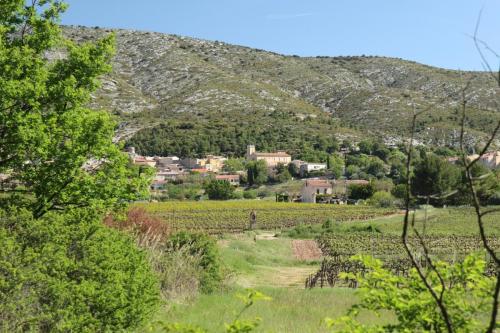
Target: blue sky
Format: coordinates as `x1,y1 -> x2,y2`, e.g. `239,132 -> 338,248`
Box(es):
61,0 -> 500,70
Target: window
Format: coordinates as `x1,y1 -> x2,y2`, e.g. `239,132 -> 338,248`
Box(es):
324,189 -> 327,194
316,189 -> 320,194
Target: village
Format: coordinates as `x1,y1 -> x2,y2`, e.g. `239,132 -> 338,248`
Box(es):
128,144 -> 500,204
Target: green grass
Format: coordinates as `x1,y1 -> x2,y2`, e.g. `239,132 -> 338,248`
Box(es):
219,232 -> 319,288
150,287 -> 391,333
144,206 -> 499,332
146,231 -> 394,332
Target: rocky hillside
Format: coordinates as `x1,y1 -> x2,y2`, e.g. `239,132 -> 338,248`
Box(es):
63,26 -> 500,156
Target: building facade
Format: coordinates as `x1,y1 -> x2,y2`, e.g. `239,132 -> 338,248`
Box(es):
300,179 -> 333,203
246,145 -> 291,168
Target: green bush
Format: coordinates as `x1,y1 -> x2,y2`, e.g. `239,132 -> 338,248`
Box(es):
147,242 -> 203,302
204,180 -> 235,200
166,232 -> 224,293
367,191 -> 395,208
0,209 -> 159,332
243,190 -> 257,199
232,191 -> 244,200
348,183 -> 376,200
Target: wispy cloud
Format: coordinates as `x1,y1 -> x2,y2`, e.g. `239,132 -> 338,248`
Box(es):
265,12 -> 316,20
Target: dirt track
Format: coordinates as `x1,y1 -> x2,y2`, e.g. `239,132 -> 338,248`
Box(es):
292,240 -> 322,261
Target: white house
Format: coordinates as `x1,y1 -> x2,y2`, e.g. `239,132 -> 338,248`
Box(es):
300,179 -> 333,203
300,163 -> 327,176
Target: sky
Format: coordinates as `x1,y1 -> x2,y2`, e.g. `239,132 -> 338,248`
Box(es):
61,0 -> 500,71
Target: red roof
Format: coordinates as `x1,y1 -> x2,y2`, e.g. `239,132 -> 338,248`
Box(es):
216,175 -> 240,180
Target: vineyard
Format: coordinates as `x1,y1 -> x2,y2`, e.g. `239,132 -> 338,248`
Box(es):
137,201 -> 398,234
306,233 -> 500,288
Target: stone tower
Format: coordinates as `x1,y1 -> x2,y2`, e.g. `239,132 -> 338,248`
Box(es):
246,145 -> 256,159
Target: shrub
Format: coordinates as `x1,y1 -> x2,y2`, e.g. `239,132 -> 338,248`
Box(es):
0,209 -> 159,332
146,241 -> 203,301
165,232 -> 224,293
391,183 -> 407,199
348,183 -> 376,200
232,191 -> 244,200
104,207 -> 171,241
243,190 -> 257,199
367,191 -> 395,208
204,180 -> 235,200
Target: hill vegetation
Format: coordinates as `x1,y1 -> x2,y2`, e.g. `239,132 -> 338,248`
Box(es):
63,26 -> 500,157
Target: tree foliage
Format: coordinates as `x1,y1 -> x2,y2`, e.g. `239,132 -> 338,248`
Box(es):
328,254 -> 496,332
204,179 -> 235,200
348,183 -> 376,200
0,0 -> 151,218
0,2 -> 159,331
246,160 -> 268,186
412,153 -> 461,202
0,208 -> 159,332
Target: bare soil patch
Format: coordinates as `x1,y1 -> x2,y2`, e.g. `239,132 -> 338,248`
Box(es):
292,240 -> 323,261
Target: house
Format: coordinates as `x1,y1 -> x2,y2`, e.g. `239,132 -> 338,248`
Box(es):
156,156 -> 181,168
180,155 -> 226,172
468,152 -> 500,169
155,170 -> 185,182
301,179 -> 333,203
205,155 -> 227,173
132,156 -> 157,168
246,145 -> 291,168
215,174 -> 240,186
300,163 -> 327,176
181,157 -> 205,170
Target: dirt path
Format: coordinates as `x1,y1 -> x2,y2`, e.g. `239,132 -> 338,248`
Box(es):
292,240 -> 323,261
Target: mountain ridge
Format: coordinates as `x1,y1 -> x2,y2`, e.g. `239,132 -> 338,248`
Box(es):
62,25 -> 500,157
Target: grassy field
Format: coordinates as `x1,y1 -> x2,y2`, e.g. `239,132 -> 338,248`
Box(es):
142,206 -> 499,332
153,287 -> 389,333
149,231 -> 392,333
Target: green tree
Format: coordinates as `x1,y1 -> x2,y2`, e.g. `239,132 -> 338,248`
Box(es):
367,191 -> 395,208
246,160 -> 268,186
274,163 -> 292,183
204,179 -> 235,200
0,2 -> 159,330
453,162 -> 500,205
412,153 -> 461,203
348,183 -> 376,200
0,0 -> 151,218
223,158 -> 246,173
328,154 -> 345,179
288,162 -> 300,177
358,140 -> 373,155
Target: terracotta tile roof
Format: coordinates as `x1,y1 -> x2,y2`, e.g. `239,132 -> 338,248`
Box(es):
216,175 -> 240,180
